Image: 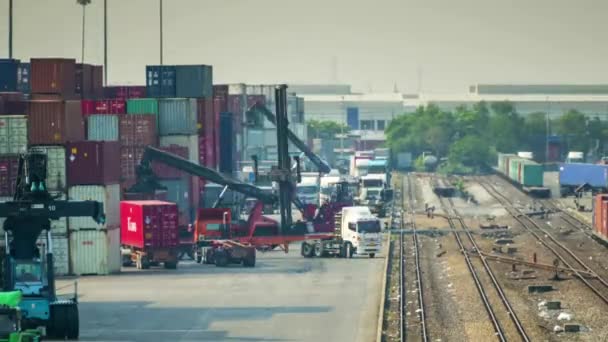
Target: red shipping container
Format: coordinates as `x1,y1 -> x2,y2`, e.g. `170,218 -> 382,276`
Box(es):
196,98 -> 213,133
152,145 -> 188,179
75,64 -> 93,98
198,135 -> 216,169
0,92 -> 26,114
120,201 -> 179,249
81,99 -> 126,116
594,195 -> 608,233
119,114 -> 157,147
66,141 -> 121,186
0,155 -> 20,196
30,58 -> 76,98
27,100 -> 84,145
120,146 -> 145,181
103,86 -> 146,100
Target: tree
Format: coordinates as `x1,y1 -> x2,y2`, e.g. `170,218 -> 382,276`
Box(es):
555,110 -> 589,152
448,135 -> 491,168
307,120 -> 350,139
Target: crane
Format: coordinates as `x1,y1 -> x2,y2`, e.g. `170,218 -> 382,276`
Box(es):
0,150 -> 105,340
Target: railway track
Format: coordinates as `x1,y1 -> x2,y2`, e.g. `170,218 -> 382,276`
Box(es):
478,178 -> 608,306
434,177 -> 531,342
401,174 -> 429,342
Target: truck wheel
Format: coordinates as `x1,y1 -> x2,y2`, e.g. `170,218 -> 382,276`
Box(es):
205,248 -> 215,264
48,305 -> 65,339
164,261 -> 178,269
314,242 -> 324,257
301,242 -> 314,258
243,253 -> 256,267
214,250 -> 229,267
369,253 -> 375,258
141,255 -> 151,269
65,304 -> 79,339
194,250 -> 203,264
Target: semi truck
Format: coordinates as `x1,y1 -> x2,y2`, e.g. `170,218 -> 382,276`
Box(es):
301,206 -> 382,258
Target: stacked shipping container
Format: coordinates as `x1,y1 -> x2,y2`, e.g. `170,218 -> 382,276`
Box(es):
594,194 -> 608,241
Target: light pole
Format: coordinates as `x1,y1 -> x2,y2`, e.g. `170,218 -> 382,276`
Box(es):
159,0 -> 163,65
77,0 -> 92,64
104,0 -> 107,85
8,0 -> 13,59
546,96 -> 550,162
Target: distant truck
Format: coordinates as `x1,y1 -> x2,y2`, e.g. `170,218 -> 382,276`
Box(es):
301,206 -> 382,258
297,174 -> 321,205
120,200 -> 180,269
359,174 -> 389,217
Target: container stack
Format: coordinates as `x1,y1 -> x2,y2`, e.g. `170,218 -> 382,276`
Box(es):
144,64 -> 213,224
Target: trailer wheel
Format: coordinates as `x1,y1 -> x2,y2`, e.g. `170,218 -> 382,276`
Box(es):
314,242 -> 324,257
48,305 -> 66,339
194,250 -> 203,264
243,253 -> 256,267
164,261 -> 178,269
301,242 -> 314,258
214,250 -> 229,267
205,248 -> 215,264
140,255 -> 150,269
65,304 -> 79,339
369,253 -> 375,258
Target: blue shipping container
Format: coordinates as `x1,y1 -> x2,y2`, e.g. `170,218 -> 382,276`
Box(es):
219,112 -> 234,174
175,65 -> 213,98
0,59 -> 19,92
17,63 -> 30,94
146,65 -> 176,98
346,107 -> 359,129
87,115 -> 119,141
559,163 -> 608,189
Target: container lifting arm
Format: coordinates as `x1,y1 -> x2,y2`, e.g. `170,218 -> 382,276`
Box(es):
247,102 -> 331,174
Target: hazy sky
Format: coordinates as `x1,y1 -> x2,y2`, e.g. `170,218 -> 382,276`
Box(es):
0,0 -> 606,93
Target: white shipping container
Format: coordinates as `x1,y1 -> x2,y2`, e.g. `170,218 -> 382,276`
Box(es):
68,184 -> 120,230
0,115 -> 27,154
70,228 -> 121,275
36,234 -> 69,276
263,128 -> 277,147
31,146 -> 66,191
159,135 -> 199,164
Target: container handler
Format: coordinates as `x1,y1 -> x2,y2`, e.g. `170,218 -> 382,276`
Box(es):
0,150 -> 105,340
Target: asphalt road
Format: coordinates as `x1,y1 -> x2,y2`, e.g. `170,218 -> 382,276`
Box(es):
56,243 -> 385,342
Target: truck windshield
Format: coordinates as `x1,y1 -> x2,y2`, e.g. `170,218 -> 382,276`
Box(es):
358,221 -> 380,233
366,190 -> 381,198
206,223 -> 222,231
363,179 -> 383,187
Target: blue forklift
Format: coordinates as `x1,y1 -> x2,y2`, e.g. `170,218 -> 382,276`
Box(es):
0,150 -> 105,339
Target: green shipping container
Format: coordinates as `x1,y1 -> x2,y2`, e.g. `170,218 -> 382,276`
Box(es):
520,161 -> 543,187
509,158 -> 521,182
127,98 -> 158,115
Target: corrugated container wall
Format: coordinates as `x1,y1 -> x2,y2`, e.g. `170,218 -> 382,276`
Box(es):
30,58 -> 76,98
175,65 -> 213,98
81,99 -> 126,116
146,65 -> 176,98
0,59 -> 19,92
119,114 -> 157,147
127,98 -> 158,116
30,146 -> 66,191
27,100 -> 84,145
68,184 -> 121,229
0,115 -> 27,154
159,135 -> 199,164
70,229 -> 121,275
219,113 -> 235,174
87,115 -> 119,141
520,162 -> 544,187
104,86 -> 146,100
0,156 -> 19,196
36,235 -> 69,275
159,178 -> 193,225
158,98 -> 197,135
120,201 -> 179,249
120,146 -> 144,181
75,64 -> 93,98
153,145 -> 188,179
17,63 -> 30,94
66,141 -> 121,185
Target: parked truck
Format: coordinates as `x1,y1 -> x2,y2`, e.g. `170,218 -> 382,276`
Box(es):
120,200 -> 180,269
300,206 -> 382,258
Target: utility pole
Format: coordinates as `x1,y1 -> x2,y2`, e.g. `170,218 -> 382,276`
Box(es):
159,0 -> 163,65
546,97 -> 550,162
104,0 -> 108,85
8,0 -> 13,59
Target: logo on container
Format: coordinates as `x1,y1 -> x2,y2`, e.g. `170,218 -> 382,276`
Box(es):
127,216 -> 137,232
